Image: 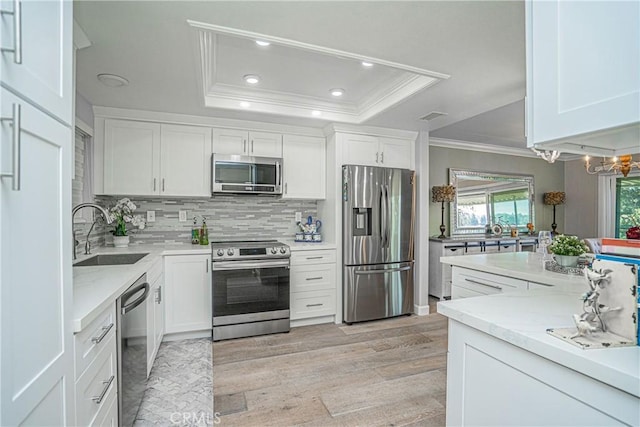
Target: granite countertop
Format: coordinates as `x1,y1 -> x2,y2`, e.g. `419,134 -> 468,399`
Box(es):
440,252 -> 585,289
73,240 -> 337,333
437,290 -> 640,398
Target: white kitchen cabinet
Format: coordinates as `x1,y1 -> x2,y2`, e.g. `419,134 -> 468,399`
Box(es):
526,0 -> 640,154
146,258 -> 164,377
0,0 -> 73,125
0,88 -> 74,425
282,134 -> 326,199
164,254 -> 212,334
290,249 -> 337,324
212,128 -> 282,157
103,119 -> 160,195
102,120 -> 212,196
451,266 -> 528,299
342,133 -> 414,169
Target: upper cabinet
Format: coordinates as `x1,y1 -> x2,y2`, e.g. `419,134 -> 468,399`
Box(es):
102,119 -> 212,197
341,133 -> 415,169
526,0 -> 640,155
212,128 -> 282,157
0,0 -> 73,126
282,135 -> 326,199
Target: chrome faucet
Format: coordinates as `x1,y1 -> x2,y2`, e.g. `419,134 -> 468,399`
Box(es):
72,203 -> 113,260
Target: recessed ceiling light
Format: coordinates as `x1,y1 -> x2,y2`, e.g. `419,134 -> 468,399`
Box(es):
311,110 -> 322,116
97,73 -> 129,87
361,61 -> 374,67
255,40 -> 270,47
244,74 -> 260,85
240,102 -> 251,108
330,88 -> 345,97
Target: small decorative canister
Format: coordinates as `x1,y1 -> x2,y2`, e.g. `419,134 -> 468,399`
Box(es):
295,232 -> 304,242
312,233 -> 322,242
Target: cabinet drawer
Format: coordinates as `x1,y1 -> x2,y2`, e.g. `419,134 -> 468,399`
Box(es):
74,304 -> 116,379
91,384 -> 117,427
528,281 -> 553,290
291,250 -> 336,266
451,285 -> 485,299
452,267 -> 527,297
75,333 -> 117,427
290,264 -> 336,292
291,289 -> 336,320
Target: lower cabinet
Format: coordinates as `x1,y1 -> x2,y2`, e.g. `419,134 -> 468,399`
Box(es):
290,249 -> 337,324
451,267 -> 528,299
146,258 -> 164,377
73,304 -> 118,426
164,254 -> 212,335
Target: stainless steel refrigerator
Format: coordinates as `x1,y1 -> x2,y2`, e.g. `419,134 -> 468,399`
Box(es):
343,165 -> 415,323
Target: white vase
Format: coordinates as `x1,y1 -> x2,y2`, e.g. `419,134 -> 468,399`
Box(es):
113,235 -> 130,248
554,254 -> 579,267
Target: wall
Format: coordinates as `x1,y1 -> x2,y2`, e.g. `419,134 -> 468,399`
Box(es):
95,195 -> 318,245
563,159 -> 598,238
428,146 -> 565,236
75,92 -> 94,128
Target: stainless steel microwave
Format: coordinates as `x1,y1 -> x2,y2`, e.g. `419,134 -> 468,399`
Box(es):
211,154 -> 282,195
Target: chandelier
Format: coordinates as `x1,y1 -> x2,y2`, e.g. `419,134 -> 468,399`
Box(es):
531,147 -> 560,164
584,154 -> 640,177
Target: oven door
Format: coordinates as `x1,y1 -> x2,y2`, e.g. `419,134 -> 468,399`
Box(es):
212,259 -> 290,317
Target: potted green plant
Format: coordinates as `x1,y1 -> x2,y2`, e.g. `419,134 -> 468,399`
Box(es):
108,198 -> 146,247
547,234 -> 588,267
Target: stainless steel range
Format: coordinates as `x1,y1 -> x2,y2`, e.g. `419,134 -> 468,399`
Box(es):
211,240 -> 290,341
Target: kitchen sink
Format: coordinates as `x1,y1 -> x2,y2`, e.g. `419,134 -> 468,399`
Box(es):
74,253 -> 149,267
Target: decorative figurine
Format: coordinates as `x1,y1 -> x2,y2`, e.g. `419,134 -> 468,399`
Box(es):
570,267 -> 622,339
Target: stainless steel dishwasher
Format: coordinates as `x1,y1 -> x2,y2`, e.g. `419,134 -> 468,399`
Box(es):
117,273 -> 150,427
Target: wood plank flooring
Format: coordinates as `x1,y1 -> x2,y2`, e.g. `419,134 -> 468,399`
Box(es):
213,311 -> 448,426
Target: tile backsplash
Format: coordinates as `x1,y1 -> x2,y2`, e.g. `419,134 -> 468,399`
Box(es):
95,195 -> 318,245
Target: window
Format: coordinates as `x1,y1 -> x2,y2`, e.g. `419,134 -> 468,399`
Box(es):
615,176 -> 640,238
490,189 -> 531,227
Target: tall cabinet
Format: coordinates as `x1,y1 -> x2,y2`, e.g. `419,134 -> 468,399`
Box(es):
0,1 -> 75,424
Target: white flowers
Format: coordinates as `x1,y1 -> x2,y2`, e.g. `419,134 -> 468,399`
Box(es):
109,198 -> 146,236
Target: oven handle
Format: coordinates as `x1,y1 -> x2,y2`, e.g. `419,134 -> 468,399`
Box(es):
212,259 -> 290,270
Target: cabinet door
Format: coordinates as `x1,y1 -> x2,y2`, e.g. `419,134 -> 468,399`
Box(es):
282,135 -> 326,199
379,137 -> 413,169
164,255 -> 212,334
1,89 -> 74,425
526,0 -> 640,146
160,124 -> 212,196
154,282 -> 164,352
248,131 -> 282,157
103,119 -> 160,195
212,128 -> 248,155
342,134 -> 379,167
0,0 -> 73,125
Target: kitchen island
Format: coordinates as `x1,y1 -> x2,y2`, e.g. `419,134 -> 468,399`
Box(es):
437,253 -> 639,426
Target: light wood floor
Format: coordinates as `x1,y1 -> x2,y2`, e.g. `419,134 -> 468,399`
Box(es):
213,310 -> 448,426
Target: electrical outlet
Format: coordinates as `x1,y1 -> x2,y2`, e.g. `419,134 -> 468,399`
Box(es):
178,210 -> 187,222
146,210 -> 156,222
295,212 -> 302,223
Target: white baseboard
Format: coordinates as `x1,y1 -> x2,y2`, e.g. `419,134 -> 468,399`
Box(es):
291,315 -> 335,328
414,304 -> 430,316
162,330 -> 211,342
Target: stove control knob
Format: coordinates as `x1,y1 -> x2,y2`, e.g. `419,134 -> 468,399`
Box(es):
227,248 -> 234,256
270,247 -> 277,254
279,247 -> 287,254
216,249 -> 224,257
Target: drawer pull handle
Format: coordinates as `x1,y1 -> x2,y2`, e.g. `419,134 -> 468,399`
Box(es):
92,375 -> 115,404
91,323 -> 114,344
464,278 -> 502,290
305,276 -> 323,281
306,256 -> 323,260
306,303 -> 323,307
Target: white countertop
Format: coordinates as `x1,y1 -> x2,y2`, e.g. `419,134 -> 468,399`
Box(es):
441,252 -> 585,289
283,240 -> 337,251
437,290 -> 640,397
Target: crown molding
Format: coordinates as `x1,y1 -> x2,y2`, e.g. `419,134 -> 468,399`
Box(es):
324,123 -> 418,140
429,137 -> 541,159
73,19 -> 91,50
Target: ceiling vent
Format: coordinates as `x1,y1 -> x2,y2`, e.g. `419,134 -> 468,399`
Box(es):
420,111 -> 448,121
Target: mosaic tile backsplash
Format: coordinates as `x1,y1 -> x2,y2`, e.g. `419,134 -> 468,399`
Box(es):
94,195 -> 318,246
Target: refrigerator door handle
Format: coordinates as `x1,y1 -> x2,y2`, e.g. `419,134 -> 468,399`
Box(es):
380,185 -> 387,247
385,185 -> 391,248
354,265 -> 412,275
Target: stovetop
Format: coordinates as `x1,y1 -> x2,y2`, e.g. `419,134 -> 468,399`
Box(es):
211,239 -> 290,261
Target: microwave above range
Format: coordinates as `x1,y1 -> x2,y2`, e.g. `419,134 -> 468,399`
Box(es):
212,154 -> 282,195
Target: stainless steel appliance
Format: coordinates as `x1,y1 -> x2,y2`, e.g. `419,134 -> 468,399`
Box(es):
342,165 -> 415,323
212,240 -> 290,341
212,154 -> 282,195
117,274 -> 150,427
